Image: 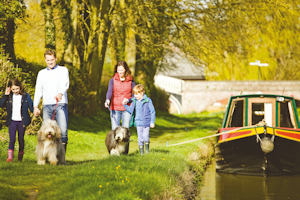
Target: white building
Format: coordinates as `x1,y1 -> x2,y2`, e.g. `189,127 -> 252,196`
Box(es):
155,50 -> 205,114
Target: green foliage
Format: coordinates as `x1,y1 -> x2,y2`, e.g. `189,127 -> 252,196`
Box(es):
0,54 -> 21,88
149,86 -> 170,112
176,0 -> 300,80
0,54 -> 25,125
123,0 -> 180,86
0,0 -> 25,21
14,1 -> 46,65
0,55 -> 41,134
40,0 -> 56,50
67,65 -> 91,116
0,0 -> 26,58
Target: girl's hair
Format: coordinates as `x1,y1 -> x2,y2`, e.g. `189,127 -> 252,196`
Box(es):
114,61 -> 131,76
8,78 -> 24,95
133,84 -> 145,95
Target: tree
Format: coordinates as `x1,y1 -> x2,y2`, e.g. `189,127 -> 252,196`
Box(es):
176,0 -> 300,80
0,0 -> 26,61
109,0 -> 184,91
40,0 -> 56,50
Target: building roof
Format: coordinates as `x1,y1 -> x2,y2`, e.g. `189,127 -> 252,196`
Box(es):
158,48 -> 205,80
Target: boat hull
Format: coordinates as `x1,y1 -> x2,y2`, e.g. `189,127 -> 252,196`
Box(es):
216,129 -> 300,175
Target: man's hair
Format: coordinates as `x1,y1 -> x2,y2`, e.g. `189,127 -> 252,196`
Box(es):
133,84 -> 145,94
44,49 -> 56,58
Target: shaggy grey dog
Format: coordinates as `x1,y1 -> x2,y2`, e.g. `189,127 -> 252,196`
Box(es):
105,127 -> 131,156
36,119 -> 65,165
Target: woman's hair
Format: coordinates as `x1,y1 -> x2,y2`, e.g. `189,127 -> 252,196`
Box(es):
8,78 -> 24,95
133,84 -> 145,95
114,61 -> 131,76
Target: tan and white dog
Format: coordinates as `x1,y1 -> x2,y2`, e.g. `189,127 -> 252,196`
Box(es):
105,127 -> 131,156
36,119 -> 65,165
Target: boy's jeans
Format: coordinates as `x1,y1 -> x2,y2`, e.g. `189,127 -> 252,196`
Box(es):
43,103 -> 68,143
136,126 -> 150,146
110,110 -> 130,130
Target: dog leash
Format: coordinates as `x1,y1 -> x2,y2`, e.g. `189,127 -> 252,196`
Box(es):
51,98 -> 59,120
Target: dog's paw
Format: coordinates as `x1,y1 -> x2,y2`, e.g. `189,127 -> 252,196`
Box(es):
37,160 -> 46,165
110,149 -> 120,156
49,161 -> 58,165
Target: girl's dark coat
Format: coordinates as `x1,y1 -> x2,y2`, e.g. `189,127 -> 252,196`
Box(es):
0,93 -> 33,127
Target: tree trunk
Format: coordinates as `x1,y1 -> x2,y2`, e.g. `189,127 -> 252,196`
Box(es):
4,19 -> 16,61
134,34 -> 142,81
124,1 -> 136,73
109,12 -> 125,65
85,0 -> 115,94
40,0 -> 56,50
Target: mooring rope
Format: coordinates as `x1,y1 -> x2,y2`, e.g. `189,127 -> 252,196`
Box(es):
168,126 -> 251,147
167,121 -> 269,147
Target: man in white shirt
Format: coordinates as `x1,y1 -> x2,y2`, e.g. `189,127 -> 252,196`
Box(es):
34,49 -> 69,153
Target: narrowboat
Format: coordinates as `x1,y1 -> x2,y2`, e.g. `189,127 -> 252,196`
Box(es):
216,94 -> 300,175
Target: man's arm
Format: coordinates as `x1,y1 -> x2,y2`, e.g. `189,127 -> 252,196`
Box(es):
33,71 -> 42,116
57,67 -> 69,101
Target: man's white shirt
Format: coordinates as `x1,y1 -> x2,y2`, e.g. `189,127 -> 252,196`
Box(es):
34,65 -> 69,107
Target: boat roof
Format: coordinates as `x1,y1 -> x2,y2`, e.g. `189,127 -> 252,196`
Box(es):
230,94 -> 295,100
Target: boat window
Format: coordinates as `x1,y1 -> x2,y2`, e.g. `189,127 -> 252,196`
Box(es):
251,102 -> 273,126
252,103 -> 265,125
228,100 -> 244,127
296,100 -> 300,125
279,102 -> 294,128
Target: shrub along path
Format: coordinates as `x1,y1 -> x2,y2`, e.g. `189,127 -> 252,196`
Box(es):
0,111 -> 223,200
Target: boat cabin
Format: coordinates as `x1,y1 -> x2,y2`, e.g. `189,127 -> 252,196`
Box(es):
217,94 -> 300,175
223,94 -> 300,129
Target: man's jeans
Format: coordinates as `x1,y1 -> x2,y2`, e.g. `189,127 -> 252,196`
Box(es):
43,104 -> 68,143
110,110 -> 130,130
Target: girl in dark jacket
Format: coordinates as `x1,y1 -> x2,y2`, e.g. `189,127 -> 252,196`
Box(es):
0,79 -> 33,162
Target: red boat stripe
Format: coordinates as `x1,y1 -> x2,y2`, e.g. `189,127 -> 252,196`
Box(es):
220,130 -> 252,140
276,130 -> 300,140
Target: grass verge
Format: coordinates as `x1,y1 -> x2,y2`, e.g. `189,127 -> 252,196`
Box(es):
0,111 -> 223,200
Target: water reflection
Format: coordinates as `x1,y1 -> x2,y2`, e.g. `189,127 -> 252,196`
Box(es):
199,161 -> 300,200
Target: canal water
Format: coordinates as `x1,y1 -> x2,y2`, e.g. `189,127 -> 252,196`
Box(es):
198,161 -> 300,200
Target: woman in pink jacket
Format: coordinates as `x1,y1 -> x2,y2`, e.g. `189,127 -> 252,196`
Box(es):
104,61 -> 135,130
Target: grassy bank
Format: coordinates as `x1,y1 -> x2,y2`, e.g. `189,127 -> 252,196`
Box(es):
0,111 -> 223,200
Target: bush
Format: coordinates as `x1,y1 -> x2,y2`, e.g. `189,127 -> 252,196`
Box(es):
0,54 -> 23,127
0,54 -> 40,133
67,65 -> 91,116
149,86 -> 170,112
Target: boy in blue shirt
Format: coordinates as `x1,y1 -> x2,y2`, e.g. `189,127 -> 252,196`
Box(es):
123,84 -> 156,155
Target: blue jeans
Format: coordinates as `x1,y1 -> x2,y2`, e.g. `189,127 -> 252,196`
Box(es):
110,110 -> 130,130
136,126 -> 150,146
43,104 -> 68,143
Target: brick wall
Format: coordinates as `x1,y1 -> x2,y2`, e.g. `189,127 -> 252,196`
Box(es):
181,81 -> 300,114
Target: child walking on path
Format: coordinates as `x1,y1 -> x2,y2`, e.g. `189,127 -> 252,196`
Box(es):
0,79 -> 33,162
123,84 -> 155,155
